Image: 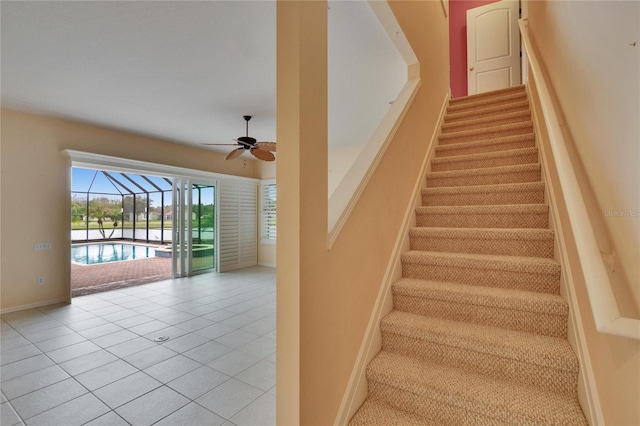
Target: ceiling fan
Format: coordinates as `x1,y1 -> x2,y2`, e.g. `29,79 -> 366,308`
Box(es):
202,115 -> 276,161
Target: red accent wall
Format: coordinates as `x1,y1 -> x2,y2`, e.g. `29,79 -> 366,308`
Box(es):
449,0 -> 501,98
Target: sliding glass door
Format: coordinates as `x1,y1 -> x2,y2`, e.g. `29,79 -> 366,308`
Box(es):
172,178 -> 216,277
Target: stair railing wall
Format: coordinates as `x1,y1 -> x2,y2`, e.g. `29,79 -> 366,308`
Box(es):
333,93 -> 450,425
519,18 -> 640,341
521,16 -> 640,424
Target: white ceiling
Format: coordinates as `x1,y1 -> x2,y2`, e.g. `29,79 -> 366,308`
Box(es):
1,1 -> 406,155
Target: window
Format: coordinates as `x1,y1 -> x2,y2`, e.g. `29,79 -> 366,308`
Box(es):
261,183 -> 277,242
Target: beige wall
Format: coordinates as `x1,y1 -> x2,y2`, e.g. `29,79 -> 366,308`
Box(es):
527,2 -> 640,424
276,1 -> 449,423
0,108 -> 260,311
527,0 -> 640,313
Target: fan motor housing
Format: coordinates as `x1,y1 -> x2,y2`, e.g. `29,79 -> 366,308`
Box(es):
238,136 -> 257,149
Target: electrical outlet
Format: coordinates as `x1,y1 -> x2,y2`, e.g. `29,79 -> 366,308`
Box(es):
37,276 -> 45,285
35,243 -> 52,251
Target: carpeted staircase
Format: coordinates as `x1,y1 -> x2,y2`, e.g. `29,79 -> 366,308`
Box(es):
350,86 -> 588,425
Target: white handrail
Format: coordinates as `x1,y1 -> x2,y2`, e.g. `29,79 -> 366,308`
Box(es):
519,19 -> 640,340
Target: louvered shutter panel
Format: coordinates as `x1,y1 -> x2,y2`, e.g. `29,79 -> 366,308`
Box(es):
218,180 -> 258,272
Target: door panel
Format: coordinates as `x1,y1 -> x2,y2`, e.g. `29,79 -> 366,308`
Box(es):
467,0 -> 520,95
172,179 -> 216,278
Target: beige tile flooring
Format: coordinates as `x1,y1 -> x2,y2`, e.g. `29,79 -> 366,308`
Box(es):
1,266 -> 275,426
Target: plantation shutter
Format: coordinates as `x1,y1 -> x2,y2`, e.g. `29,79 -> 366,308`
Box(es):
218,180 -> 258,272
261,184 -> 277,242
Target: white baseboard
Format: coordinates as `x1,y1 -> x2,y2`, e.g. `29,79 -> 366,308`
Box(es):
333,91 -> 450,425
257,262 -> 276,268
0,298 -> 69,315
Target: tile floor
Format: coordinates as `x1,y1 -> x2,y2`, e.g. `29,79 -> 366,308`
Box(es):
1,266 -> 276,426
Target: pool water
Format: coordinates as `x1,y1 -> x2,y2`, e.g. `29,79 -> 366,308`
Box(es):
72,243 -> 154,265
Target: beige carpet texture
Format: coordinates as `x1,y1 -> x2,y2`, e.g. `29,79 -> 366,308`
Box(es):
350,85 -> 588,425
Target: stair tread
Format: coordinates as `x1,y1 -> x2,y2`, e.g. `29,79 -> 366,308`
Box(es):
416,203 -> 548,214
422,181 -> 544,195
441,109 -> 531,131
445,100 -> 531,123
367,351 -> 587,424
402,250 -> 560,273
439,121 -> 533,141
350,399 -> 436,426
431,147 -> 538,165
435,133 -> 535,154
382,311 -> 577,372
393,278 -> 567,316
409,226 -> 553,241
427,163 -> 540,179
447,91 -> 529,113
449,85 -> 526,105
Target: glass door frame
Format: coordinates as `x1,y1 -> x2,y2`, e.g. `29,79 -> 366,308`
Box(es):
172,178 -> 217,278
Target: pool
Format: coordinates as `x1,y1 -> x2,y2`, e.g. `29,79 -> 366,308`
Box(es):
72,243 -> 155,265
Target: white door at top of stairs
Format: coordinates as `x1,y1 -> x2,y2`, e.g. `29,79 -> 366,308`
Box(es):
467,0 -> 521,95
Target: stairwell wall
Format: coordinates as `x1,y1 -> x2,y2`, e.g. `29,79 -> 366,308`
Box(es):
526,1 -> 640,424
275,1 -> 449,424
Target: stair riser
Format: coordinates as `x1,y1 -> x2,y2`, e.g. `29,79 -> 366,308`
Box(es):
409,235 -> 554,258
368,380 -> 520,425
435,139 -> 535,158
449,86 -> 526,105
426,169 -> 541,188
439,125 -> 533,145
415,211 -> 549,229
382,333 -> 577,396
401,262 -> 560,293
441,115 -> 531,134
422,188 -> 545,206
431,152 -> 539,172
445,102 -> 530,123
393,294 -> 567,338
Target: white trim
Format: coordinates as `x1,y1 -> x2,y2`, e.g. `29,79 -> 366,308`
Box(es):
327,78 -> 421,247
519,19 -> 639,341
257,262 -> 276,268
62,150 -> 260,183
333,92 -> 449,425
0,298 -> 68,315
528,86 -> 604,426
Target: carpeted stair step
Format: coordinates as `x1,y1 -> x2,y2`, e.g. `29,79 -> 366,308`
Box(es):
392,278 -> 568,337
426,163 -> 541,188
441,110 -> 532,134
365,351 -> 587,425
415,204 -> 549,229
434,133 -> 536,158
401,251 -> 561,294
381,311 -> 578,395
422,182 -> 545,206
439,121 -> 534,145
431,147 -> 539,172
447,91 -> 528,115
448,85 -> 526,107
349,399 -> 436,426
445,99 -> 531,123
408,227 -> 554,258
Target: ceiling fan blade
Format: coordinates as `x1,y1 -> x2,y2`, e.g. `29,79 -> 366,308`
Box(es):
255,141 -> 276,152
250,147 -> 275,162
201,143 -> 240,146
225,147 -> 245,160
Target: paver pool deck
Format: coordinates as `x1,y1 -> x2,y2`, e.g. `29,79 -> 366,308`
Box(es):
71,257 -> 172,296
